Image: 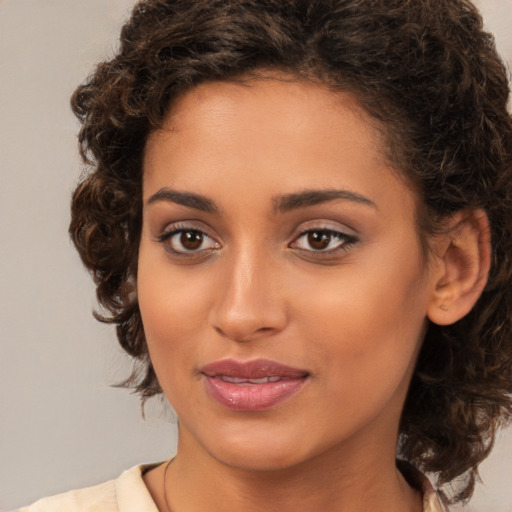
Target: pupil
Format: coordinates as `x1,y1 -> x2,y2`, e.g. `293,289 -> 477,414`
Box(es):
308,231 -> 330,250
180,231 -> 203,250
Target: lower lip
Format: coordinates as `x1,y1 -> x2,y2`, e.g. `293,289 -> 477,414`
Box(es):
203,376 -> 307,411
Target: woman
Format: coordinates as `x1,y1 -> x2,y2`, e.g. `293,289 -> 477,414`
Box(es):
20,0 -> 512,511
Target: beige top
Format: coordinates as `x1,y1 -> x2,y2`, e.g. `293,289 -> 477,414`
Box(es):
17,463 -> 449,512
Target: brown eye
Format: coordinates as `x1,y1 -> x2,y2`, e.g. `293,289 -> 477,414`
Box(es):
307,231 -> 331,250
158,227 -> 219,256
180,230 -> 204,250
291,228 -> 357,254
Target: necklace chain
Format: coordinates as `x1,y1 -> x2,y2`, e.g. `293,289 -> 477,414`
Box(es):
163,458 -> 173,512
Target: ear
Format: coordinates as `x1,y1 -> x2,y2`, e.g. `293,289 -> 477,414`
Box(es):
427,209 -> 491,326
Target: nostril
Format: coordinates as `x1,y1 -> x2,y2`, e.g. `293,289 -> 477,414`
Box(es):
208,270 -> 288,341
213,324 -> 278,343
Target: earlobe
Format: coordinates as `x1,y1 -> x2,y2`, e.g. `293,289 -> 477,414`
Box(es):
427,209 -> 491,326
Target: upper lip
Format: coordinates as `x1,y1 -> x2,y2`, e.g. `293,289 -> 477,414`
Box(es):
200,359 -> 309,379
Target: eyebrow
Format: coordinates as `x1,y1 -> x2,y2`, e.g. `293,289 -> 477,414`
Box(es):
273,189 -> 378,213
146,188 -> 220,214
145,187 -> 377,215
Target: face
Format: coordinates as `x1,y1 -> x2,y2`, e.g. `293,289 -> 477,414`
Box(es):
138,76 -> 436,472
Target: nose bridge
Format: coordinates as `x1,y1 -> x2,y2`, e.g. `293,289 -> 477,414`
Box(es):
210,243 -> 286,342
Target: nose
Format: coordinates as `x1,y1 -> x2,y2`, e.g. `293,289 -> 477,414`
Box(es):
208,248 -> 287,342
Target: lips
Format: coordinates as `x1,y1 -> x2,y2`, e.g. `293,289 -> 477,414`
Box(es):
200,359 -> 309,411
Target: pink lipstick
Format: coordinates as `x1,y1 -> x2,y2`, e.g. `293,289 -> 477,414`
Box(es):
200,359 -> 309,411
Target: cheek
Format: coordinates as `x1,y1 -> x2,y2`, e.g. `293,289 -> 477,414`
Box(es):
291,243 -> 428,402
137,245 -> 208,383
138,280 -> 205,415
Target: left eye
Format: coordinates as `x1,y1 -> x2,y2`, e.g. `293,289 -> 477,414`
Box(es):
159,229 -> 219,254
291,229 -> 355,252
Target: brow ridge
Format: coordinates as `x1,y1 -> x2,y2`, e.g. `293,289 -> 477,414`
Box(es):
274,189 -> 377,213
146,188 -> 219,213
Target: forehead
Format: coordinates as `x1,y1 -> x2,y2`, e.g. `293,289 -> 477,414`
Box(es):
142,77 -> 419,220
145,76 -> 388,174
167,76 -> 373,132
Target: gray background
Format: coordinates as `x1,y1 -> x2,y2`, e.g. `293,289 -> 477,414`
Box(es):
1,1 -> 511,510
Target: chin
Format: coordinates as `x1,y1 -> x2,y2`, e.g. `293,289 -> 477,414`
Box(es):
200,420 -> 342,474
182,419 -> 313,472
210,445 -> 309,473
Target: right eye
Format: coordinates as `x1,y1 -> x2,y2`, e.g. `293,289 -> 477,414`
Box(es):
158,228 -> 220,256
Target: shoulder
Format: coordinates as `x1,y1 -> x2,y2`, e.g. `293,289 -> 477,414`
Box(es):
397,460 -> 450,512
16,478 -> 117,512
16,465 -> 159,512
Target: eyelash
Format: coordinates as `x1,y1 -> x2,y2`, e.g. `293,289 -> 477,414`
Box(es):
156,225 -> 358,259
156,225 -> 219,257
290,229 -> 358,256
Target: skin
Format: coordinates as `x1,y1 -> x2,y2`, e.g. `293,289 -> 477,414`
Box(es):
137,76 -> 442,512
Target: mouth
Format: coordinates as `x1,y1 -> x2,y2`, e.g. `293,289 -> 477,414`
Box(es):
200,359 -> 309,411
214,375 -> 284,384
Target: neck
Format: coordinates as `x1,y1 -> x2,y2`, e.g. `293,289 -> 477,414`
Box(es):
159,430 -> 421,512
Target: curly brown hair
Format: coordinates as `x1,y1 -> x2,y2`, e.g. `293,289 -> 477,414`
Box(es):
70,0 -> 512,502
